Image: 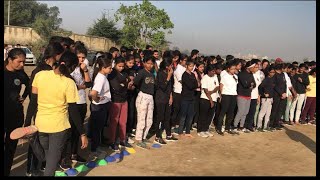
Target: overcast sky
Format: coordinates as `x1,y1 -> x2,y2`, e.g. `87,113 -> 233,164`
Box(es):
39,1 -> 316,61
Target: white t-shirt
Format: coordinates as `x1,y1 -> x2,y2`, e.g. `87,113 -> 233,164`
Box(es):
200,74 -> 219,102
220,70 -> 227,78
70,67 -> 87,104
173,64 -> 186,94
84,58 -> 89,66
4,49 -> 7,61
92,72 -> 111,105
251,71 -> 262,99
220,73 -> 238,95
283,72 -> 292,96
156,59 -> 161,68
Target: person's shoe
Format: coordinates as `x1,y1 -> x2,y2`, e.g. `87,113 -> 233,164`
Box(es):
109,143 -> 120,152
288,121 -> 294,125
197,132 -> 209,138
243,128 -> 251,133
231,129 -> 240,135
166,135 -> 178,141
204,131 -> 214,137
265,127 -> 274,132
216,130 -> 224,136
192,124 -> 197,130
136,142 -> 149,149
120,141 -> 133,148
59,159 -> 72,171
88,151 -> 99,162
142,139 -> 152,144
154,137 -> 167,145
26,172 -> 32,177
127,137 -> 135,144
71,154 -> 86,163
10,125 -> 38,140
275,127 -> 283,131
301,121 -> 307,125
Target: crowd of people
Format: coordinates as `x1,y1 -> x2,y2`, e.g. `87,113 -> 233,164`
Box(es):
4,36 -> 317,176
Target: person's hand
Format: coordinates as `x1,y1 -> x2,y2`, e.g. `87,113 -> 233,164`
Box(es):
265,93 -> 269,98
80,63 -> 88,72
80,135 -> 88,149
18,96 -> 25,104
210,100 -> 214,108
78,84 -> 86,89
307,87 -> 311,91
281,93 -> 287,99
257,97 -> 260,104
169,96 -> 173,106
298,77 -> 302,82
167,66 -> 173,79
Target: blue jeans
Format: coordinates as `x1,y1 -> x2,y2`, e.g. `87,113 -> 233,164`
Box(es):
178,100 -> 195,134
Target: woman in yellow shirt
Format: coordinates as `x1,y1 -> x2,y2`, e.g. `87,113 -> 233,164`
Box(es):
300,68 -> 316,124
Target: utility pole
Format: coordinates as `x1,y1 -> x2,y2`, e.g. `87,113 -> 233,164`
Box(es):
8,0 -> 10,25
103,8 -> 114,19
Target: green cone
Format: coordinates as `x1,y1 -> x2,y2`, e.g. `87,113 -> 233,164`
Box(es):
75,164 -> 89,172
55,171 -> 67,176
97,159 -> 108,166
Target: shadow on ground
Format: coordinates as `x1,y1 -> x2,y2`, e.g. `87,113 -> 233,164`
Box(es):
283,126 -> 316,154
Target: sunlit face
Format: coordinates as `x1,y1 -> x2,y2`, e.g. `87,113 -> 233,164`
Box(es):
262,62 -> 269,69
236,63 -> 242,70
102,66 -> 112,75
207,69 -> 215,77
144,60 -> 154,71
187,63 -> 195,72
227,65 -> 236,75
172,56 -> 179,63
299,67 -> 306,73
77,53 -> 86,64
112,51 -> 119,59
126,59 -> 135,68
197,64 -> 205,73
115,62 -> 125,72
252,64 -> 259,73
269,70 -> 275,77
7,55 -> 25,71
180,58 -> 187,66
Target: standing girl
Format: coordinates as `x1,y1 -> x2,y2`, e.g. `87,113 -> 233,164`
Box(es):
134,56 -> 156,149
192,61 -> 205,130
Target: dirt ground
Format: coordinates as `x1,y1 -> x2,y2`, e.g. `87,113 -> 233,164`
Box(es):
10,66 -> 316,176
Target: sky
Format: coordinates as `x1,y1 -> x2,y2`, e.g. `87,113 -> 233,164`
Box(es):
39,1 -> 316,61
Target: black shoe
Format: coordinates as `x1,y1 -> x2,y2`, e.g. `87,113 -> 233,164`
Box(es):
71,154 -> 86,163
120,141 -> 133,148
154,137 -> 167,145
142,139 -> 152,144
216,130 -> 224,136
228,129 -> 240,135
109,143 -> 120,151
166,135 -> 178,141
59,159 -> 72,170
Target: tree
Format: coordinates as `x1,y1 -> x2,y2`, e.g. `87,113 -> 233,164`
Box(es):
303,57 -> 309,62
87,13 -> 122,43
4,0 -> 62,40
115,0 -> 174,49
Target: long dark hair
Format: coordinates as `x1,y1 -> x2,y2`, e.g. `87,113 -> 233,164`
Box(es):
92,54 -> 112,82
195,61 -> 205,81
41,42 -> 64,63
159,57 -> 173,71
4,48 -> 26,66
56,51 -> 78,80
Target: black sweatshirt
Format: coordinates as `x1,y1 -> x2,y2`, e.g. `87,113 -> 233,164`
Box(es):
237,70 -> 256,97
108,70 -> 128,103
293,72 -> 309,94
155,71 -> 173,104
4,68 -> 29,128
123,67 -> 137,96
134,68 -> 155,95
258,76 -> 275,98
181,71 -> 198,101
273,72 -> 287,97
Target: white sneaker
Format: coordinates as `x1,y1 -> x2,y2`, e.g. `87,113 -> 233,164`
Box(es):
205,131 -> 214,137
128,138 -> 134,144
221,126 -> 225,132
198,132 -> 209,138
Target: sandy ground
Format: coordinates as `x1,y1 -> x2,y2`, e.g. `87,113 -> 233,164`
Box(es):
10,66 -> 316,176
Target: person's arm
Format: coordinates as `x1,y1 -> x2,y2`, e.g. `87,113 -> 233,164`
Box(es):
68,103 -> 85,135
301,73 -> 310,86
133,70 -> 143,88
238,73 -> 251,89
24,90 -> 38,127
21,70 -> 30,99
80,63 -> 92,88
157,72 -> 171,92
273,74 -> 283,96
90,75 -> 103,103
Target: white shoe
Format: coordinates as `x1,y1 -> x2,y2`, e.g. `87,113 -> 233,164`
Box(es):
198,132 -> 209,138
128,138 -> 135,144
205,131 -> 214,137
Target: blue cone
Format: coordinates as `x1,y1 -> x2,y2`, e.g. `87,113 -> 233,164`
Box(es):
152,143 -> 161,148
112,153 -> 121,159
86,161 -> 97,168
66,168 -> 78,176
105,156 -> 116,163
122,150 -> 130,156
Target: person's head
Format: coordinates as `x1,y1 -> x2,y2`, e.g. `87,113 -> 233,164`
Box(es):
93,54 -> 113,79
186,60 -> 195,72
215,63 -> 223,75
75,45 -> 87,64
262,59 -> 270,70
267,65 -> 276,78
234,59 -> 242,71
274,64 -> 283,73
251,59 -> 261,72
5,48 -> 26,71
61,37 -> 75,51
226,61 -> 237,75
290,67 -> 297,76
159,57 -> 173,72
56,51 -> 79,79
196,61 -> 205,74
243,60 -> 257,73
146,45 -> 153,50
42,42 -> 65,65
114,57 -> 125,73
206,64 -> 216,77
143,50 -> 153,59
190,49 -> 199,59
298,63 -> 308,73
309,61 -> 316,69
292,61 -> 299,67
275,57 -> 283,64
120,46 -> 127,57
143,55 -> 155,71
172,50 -> 181,63
281,63 -> 290,73
16,44 -> 21,48
134,53 -> 141,65
125,54 -> 135,68
287,64 -> 295,72
153,50 -> 159,59
74,41 -> 85,49
162,50 -> 173,59
109,47 -> 119,59
309,67 -> 316,77
179,54 -> 188,66
49,36 -> 64,45
226,55 -> 234,62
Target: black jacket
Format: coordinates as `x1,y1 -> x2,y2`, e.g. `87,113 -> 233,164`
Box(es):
273,72 -> 287,97
293,73 -> 309,94
108,70 -> 128,103
259,76 -> 275,98
237,70 -> 256,97
181,71 -> 198,101
155,71 -> 173,104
